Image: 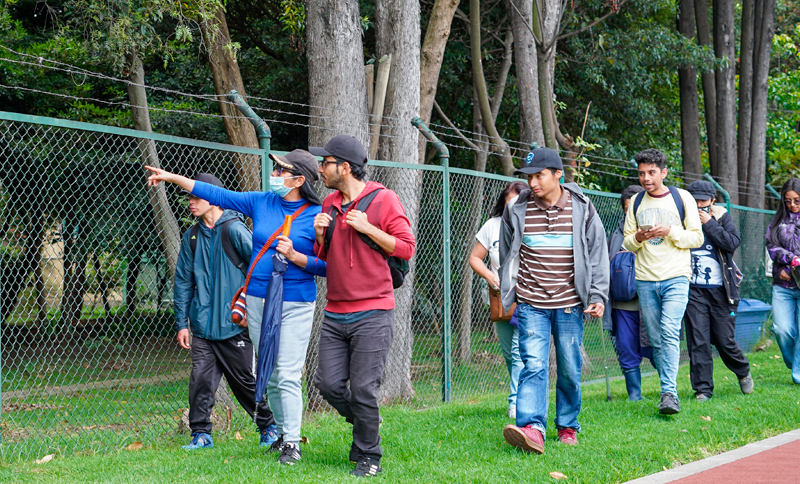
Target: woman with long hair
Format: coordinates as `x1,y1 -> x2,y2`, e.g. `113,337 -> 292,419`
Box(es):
766,178 -> 800,384
146,150 -> 325,464
469,181 -> 527,418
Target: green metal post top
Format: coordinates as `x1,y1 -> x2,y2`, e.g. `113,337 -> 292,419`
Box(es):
226,90 -> 271,149
702,173 -> 731,210
766,184 -> 782,200
411,117 -> 449,162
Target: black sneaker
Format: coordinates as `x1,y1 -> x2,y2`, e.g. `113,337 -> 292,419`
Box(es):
265,433 -> 284,454
658,392 -> 681,415
278,442 -> 301,465
351,456 -> 382,477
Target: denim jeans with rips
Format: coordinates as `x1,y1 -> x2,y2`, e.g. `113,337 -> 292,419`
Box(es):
636,277 -> 690,397
515,303 -> 584,435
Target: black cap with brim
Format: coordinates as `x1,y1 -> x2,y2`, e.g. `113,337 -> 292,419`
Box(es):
514,147 -> 563,175
185,173 -> 224,194
310,134 -> 368,166
687,180 -> 717,200
270,150 -> 319,182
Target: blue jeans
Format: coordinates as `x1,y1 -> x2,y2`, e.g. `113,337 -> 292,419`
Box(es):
495,321 -> 522,408
636,277 -> 690,396
515,303 -> 584,434
772,285 -> 800,383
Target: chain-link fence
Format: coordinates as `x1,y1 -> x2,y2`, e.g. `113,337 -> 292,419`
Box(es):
0,111 -> 777,459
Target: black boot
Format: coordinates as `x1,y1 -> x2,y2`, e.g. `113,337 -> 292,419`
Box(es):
623,368 -> 643,401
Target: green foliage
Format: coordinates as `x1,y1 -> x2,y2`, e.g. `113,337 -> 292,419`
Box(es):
279,0 -> 304,34
766,22 -> 800,185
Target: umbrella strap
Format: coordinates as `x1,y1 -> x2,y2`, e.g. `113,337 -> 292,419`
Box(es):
241,203 -> 311,293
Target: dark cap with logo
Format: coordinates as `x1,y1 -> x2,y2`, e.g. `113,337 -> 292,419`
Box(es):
513,147 -> 563,175
270,149 -> 319,182
309,135 -> 368,166
686,180 -> 717,201
186,173 -> 224,194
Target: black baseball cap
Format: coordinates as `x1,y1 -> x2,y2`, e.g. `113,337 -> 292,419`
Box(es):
186,173 -> 224,194
270,149 -> 319,182
309,135 -> 368,166
687,181 -> 717,200
514,147 -> 563,175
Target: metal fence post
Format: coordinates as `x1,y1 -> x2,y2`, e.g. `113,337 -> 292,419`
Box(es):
226,90 -> 271,190
702,173 -> 731,212
411,117 -> 452,403
766,184 -> 781,200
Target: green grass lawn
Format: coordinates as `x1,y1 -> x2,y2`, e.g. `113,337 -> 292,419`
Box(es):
2,345 -> 799,484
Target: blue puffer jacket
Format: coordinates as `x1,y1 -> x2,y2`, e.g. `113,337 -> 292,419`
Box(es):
173,210 -> 252,341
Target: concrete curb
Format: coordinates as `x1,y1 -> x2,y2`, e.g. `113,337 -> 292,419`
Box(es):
623,428 -> 800,483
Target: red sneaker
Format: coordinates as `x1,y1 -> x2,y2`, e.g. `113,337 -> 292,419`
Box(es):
503,424 -> 545,454
557,427 -> 578,445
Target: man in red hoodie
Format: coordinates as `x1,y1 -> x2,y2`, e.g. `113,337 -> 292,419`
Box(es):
310,135 -> 416,478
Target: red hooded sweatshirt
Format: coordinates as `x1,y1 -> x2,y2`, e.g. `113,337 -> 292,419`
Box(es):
314,181 -> 416,313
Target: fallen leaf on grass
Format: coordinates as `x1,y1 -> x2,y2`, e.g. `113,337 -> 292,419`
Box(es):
663,466 -> 668,471
125,441 -> 143,451
235,432 -> 243,441
35,454 -> 54,464
680,429 -> 688,433
223,456 -> 235,464
700,416 -> 711,422
724,376 -> 729,381
549,471 -> 567,480
701,427 -> 707,431
300,436 -> 309,444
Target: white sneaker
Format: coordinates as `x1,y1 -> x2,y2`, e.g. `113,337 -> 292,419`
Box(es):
507,405 -> 516,419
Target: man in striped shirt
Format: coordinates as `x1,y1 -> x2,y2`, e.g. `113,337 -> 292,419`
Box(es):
498,148 -> 609,454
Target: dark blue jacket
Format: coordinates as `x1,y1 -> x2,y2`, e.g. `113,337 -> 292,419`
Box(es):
174,210 -> 251,341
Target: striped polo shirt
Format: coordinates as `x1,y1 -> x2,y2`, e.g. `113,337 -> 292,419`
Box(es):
515,188 -> 581,309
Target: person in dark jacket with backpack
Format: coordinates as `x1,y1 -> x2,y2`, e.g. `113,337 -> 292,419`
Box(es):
685,181 -> 753,401
605,185 -> 655,401
172,173 -> 275,451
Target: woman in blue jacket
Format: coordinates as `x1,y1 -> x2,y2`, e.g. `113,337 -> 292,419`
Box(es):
146,149 -> 325,465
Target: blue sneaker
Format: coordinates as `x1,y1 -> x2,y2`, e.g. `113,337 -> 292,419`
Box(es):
182,432 -> 213,450
260,424 -> 279,447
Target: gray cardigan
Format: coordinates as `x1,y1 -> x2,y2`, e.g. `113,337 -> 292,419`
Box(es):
498,183 -> 610,312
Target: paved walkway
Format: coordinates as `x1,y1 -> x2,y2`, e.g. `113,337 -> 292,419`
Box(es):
624,429 -> 800,484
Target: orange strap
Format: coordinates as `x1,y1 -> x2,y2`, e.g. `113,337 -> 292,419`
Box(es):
240,203 -> 311,294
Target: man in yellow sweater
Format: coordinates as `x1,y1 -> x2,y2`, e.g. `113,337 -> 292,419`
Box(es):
623,149 -> 703,415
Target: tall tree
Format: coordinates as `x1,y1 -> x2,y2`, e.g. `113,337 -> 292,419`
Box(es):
419,0 -> 460,133
736,0 -> 756,184
506,0 -> 544,146
306,0 -> 370,148
677,0 -> 702,176
713,0 -> 738,203
695,0 -> 717,175
374,0 -> 421,403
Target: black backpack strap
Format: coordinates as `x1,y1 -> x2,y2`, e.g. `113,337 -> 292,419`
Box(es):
324,204 -> 337,253
189,224 -> 200,255
220,218 -> 249,276
668,185 -> 686,229
324,188 -> 386,257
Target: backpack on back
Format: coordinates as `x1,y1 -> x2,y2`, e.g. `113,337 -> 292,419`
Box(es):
609,251 -> 637,302
632,186 -> 686,229
323,188 -> 409,289
189,218 -> 250,276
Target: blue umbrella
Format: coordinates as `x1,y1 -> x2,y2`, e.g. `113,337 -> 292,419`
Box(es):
254,253 -> 287,403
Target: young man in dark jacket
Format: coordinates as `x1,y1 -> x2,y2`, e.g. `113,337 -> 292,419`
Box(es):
173,174 -> 275,450
684,181 -> 753,401
310,135 -> 416,477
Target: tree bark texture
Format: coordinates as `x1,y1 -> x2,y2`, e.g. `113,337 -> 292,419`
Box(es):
746,0 -> 776,208
470,0 -> 515,176
202,7 -> 261,192
125,52 -> 181,278
678,0 -> 702,176
506,0 -> 544,146
418,0 -> 460,163
713,0 -> 738,204
736,0 -> 755,184
306,0 -> 370,149
375,0 -> 421,403
695,0 -> 718,175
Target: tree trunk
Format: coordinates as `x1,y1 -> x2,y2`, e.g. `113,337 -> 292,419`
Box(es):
418,0 -> 460,163
678,0 -> 702,177
374,0 -> 421,404
506,0 -> 544,146
93,252 -> 111,316
695,0 -> 718,175
306,0 -> 370,149
737,0 -> 755,184
469,0 -> 515,176
125,52 -> 182,278
202,7 -> 261,192
713,0 -> 738,204
533,0 -> 568,152
125,252 -> 142,319
746,0 -> 776,209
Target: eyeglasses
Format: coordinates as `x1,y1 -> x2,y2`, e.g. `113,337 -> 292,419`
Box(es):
319,160 -> 344,168
273,167 -> 298,177
784,198 -> 800,206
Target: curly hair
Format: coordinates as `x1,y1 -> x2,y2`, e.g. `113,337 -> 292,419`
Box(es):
620,184 -> 644,208
634,148 -> 668,170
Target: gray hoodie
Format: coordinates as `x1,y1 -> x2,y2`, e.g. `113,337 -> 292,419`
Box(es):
498,182 -> 609,312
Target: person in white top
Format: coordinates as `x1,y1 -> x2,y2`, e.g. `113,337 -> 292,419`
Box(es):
469,181 -> 527,419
